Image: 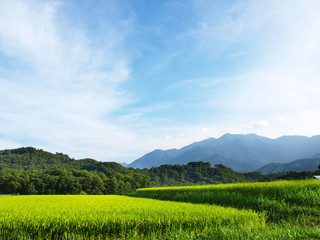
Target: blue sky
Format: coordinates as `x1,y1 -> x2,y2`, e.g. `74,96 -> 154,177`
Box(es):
1,0 -> 320,163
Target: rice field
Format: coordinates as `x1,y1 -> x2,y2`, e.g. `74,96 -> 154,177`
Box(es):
0,195 -> 264,239
132,180 -> 320,224
1,180 -> 320,239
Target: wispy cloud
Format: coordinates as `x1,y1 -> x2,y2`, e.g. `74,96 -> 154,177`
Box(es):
119,0 -> 320,152
1,0 -> 320,163
249,120 -> 270,128
180,0 -> 320,136
0,0 -> 136,160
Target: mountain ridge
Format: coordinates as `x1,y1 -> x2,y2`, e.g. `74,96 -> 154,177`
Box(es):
129,133 -> 320,172
257,158 -> 320,174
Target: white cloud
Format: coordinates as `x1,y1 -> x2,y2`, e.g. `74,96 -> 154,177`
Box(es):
130,0 -> 320,147
187,0 -> 320,137
276,116 -> 288,123
1,0 -> 320,163
252,120 -> 270,128
165,135 -> 172,139
0,0 -> 136,161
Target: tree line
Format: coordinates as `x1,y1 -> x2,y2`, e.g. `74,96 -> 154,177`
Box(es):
0,168 -> 151,195
0,147 -> 318,194
134,161 -> 317,187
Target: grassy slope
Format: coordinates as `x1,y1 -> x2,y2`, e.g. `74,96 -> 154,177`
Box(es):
1,180 -> 319,239
0,195 -> 263,239
132,180 -> 320,239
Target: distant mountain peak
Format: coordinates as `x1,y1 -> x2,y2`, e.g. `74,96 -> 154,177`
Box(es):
129,133 -> 320,172
257,157 -> 320,174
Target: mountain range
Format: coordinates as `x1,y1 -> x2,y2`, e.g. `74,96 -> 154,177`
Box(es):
257,158 -> 320,174
129,133 -> 320,173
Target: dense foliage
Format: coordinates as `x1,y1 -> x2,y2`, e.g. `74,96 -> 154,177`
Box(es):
135,162 -> 249,186
0,147 -> 130,175
0,147 -> 317,195
0,169 -> 151,195
0,147 -> 152,195
136,161 -> 316,187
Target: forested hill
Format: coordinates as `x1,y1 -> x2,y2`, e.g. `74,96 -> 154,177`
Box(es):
0,147 -> 130,175
0,147 -> 318,195
0,147 -> 151,195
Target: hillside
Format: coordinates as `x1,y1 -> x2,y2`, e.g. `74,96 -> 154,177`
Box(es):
257,158 -> 320,174
0,146 -> 317,190
129,133 -> 320,171
0,147 -> 153,195
0,147 -> 130,175
0,147 -> 257,188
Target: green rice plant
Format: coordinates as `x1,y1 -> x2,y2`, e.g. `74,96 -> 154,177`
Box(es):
0,195 -> 265,239
132,180 -> 320,223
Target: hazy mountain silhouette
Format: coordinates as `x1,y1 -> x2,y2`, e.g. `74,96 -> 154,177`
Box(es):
129,133 -> 320,172
257,158 -> 320,174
